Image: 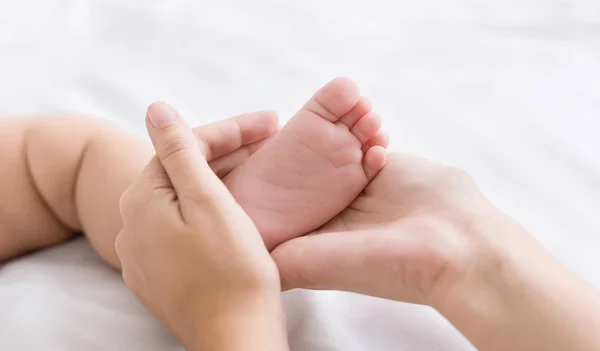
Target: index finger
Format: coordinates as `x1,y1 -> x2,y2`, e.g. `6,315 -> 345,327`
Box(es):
193,110 -> 279,161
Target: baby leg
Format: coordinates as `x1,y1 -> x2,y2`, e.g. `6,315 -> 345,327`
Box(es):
0,111 -> 278,268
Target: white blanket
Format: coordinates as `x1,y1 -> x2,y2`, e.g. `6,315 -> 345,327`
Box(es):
1,1 -> 599,350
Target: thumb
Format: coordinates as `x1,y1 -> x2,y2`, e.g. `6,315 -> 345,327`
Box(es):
145,101 -> 221,199
271,228 -> 428,303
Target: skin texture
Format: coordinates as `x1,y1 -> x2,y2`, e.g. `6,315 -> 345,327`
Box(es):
272,153 -> 494,303
0,78 -> 387,348
0,77 -> 387,265
0,111 -> 279,267
114,109 -> 600,350
3,84 -> 600,350
272,153 -> 600,351
117,102 -> 288,351
224,77 -> 388,250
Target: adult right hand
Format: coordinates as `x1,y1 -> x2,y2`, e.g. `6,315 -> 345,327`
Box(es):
117,102 -> 288,351
272,153 -> 600,351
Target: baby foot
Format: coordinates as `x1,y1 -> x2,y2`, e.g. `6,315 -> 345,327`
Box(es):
224,77 -> 387,250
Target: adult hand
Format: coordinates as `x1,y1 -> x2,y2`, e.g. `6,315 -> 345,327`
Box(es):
272,152 -> 600,351
272,152 -> 502,304
193,109 -> 278,178
116,102 -> 288,351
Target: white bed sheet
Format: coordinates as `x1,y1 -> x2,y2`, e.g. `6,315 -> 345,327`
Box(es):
1,1 -> 599,350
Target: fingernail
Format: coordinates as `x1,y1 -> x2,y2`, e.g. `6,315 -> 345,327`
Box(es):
147,102 -> 178,128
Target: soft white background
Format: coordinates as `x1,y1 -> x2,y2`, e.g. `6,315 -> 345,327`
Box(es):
1,1 -> 599,350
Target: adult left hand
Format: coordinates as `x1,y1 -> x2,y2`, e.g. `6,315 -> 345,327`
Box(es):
115,102 -> 287,350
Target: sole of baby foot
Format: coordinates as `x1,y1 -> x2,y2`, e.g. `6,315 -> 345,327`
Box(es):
224,77 -> 388,250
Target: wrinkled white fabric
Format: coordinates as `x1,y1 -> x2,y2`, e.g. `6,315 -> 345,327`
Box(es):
1,1 -> 599,350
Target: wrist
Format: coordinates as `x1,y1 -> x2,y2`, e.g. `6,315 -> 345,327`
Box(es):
433,213 -> 600,351
186,290 -> 289,351
435,213 -> 536,314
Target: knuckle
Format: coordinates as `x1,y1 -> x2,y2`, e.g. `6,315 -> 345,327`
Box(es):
159,135 -> 191,165
119,186 -> 144,219
147,170 -> 171,186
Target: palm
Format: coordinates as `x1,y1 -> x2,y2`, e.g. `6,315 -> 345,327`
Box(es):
315,153 -> 483,234
273,152 -> 490,304
311,156 -> 405,234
